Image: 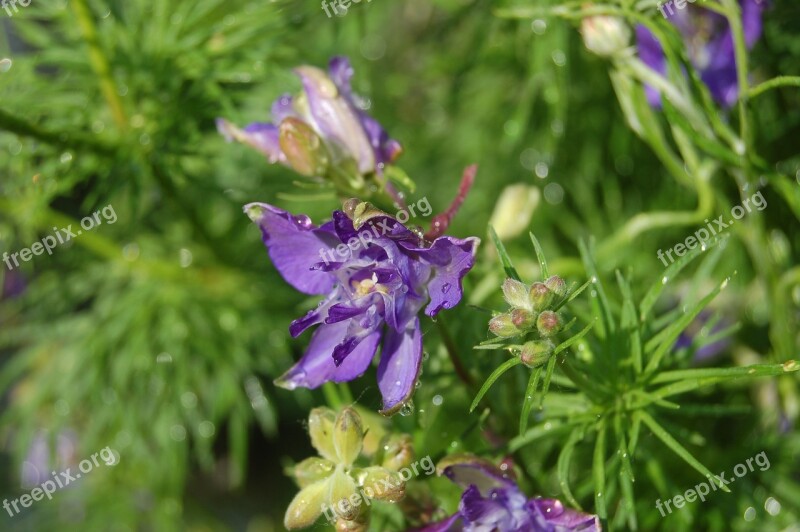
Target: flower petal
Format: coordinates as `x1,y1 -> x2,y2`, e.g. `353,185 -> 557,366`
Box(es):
244,202 -> 339,295
377,318 -> 422,415
531,498 -> 601,531
406,513 -> 462,532
275,321 -> 382,390
459,485 -> 509,528
438,455 -> 517,495
217,119 -> 286,163
414,236 -> 479,316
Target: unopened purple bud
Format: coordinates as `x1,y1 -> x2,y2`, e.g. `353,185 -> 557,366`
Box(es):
544,275 -> 567,298
502,278 -> 531,309
519,340 -> 555,368
511,308 -> 536,329
536,311 -> 562,337
529,282 -> 554,311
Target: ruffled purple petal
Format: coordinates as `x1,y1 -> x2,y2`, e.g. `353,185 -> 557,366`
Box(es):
440,459 -> 517,495
275,321 -> 382,390
217,119 -> 286,164
328,56 -> 403,167
244,203 -> 339,295
634,25 -> 667,107
377,317 -> 422,415
413,236 -> 479,316
459,485 -> 510,529
271,93 -> 297,123
531,498 -> 601,531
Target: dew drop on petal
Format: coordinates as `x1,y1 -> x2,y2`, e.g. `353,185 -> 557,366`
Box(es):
441,283 -> 451,294
399,400 -> 415,417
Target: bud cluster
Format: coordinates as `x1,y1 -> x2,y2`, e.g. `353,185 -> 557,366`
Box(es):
488,275 -> 568,368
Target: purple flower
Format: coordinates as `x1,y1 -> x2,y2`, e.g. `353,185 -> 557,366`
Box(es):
411,456 -> 600,532
246,201 -> 478,415
674,310 -> 732,363
637,0 -> 766,107
218,56 -> 402,177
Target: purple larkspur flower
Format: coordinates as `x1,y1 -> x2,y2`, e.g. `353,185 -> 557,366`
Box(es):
218,56 -> 402,177
410,456 -> 600,532
637,0 -> 766,107
245,202 -> 478,415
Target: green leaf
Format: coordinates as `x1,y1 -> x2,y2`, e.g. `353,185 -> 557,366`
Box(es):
593,422 -> 608,519
529,232 -> 549,279
639,239 -> 719,322
538,354 -> 558,409
644,277 -> 731,373
651,362 -> 799,383
469,357 -> 522,412
519,365 -> 544,435
578,239 -> 615,336
553,277 -> 594,312
616,271 -> 642,374
488,225 -> 521,281
557,427 -> 585,510
638,411 -> 729,492
554,320 -> 596,356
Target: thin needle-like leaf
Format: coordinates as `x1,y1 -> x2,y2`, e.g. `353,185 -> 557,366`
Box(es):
488,225 -> 521,281
469,357 -> 522,412
529,232 -> 549,279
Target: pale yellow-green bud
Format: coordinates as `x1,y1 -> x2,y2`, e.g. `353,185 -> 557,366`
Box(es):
333,407 -> 364,466
292,457 -> 335,488
308,407 -> 338,462
502,278 -> 531,309
284,479 -> 328,529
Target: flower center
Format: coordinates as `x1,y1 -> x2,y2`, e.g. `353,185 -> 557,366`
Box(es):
351,273 -> 389,298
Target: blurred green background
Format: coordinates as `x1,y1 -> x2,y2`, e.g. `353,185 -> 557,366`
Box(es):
1,0 -> 799,530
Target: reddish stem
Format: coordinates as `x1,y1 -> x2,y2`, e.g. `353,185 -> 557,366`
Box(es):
424,164 -> 477,240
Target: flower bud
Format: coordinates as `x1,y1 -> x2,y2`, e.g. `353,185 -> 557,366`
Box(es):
334,408 -> 364,466
284,479 -> 328,529
356,466 -> 405,503
544,275 -> 567,298
529,282 -> 554,311
502,278 -> 531,309
308,407 -> 338,462
511,308 -> 536,329
580,15 -> 631,58
489,313 -> 519,338
536,311 -> 563,338
380,434 -> 414,471
293,457 -> 335,488
489,184 -> 540,241
328,467 -> 360,521
279,117 -> 330,177
519,340 -> 555,368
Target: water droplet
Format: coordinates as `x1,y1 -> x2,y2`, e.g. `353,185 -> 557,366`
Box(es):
782,360 -> 798,372
415,380 -> 422,389
765,497 -> 781,516
662,276 -> 669,285
399,400 -> 415,417
156,352 -> 173,364
0,58 -> 12,73
432,395 -> 443,406
441,283 -> 451,294
743,506 -> 756,521
60,152 -> 73,164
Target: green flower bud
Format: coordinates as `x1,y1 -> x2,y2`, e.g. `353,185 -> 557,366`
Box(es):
379,434 -> 414,471
529,282 -> 554,311
333,408 -> 364,466
519,340 -> 555,368
279,117 -> 330,177
284,479 -> 328,529
489,313 -> 519,337
328,467 -> 360,521
356,466 -> 405,503
502,278 -> 531,309
544,275 -> 567,298
511,308 -> 536,329
580,15 -> 631,58
536,311 -> 563,337
293,457 -> 336,488
308,407 -> 338,462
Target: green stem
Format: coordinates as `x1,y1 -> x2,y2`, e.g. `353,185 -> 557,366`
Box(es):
746,76 -> 800,99
71,0 -> 129,131
0,107 -> 116,156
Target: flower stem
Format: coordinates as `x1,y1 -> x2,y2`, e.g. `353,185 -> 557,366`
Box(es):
435,317 -> 474,387
70,0 -> 129,131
